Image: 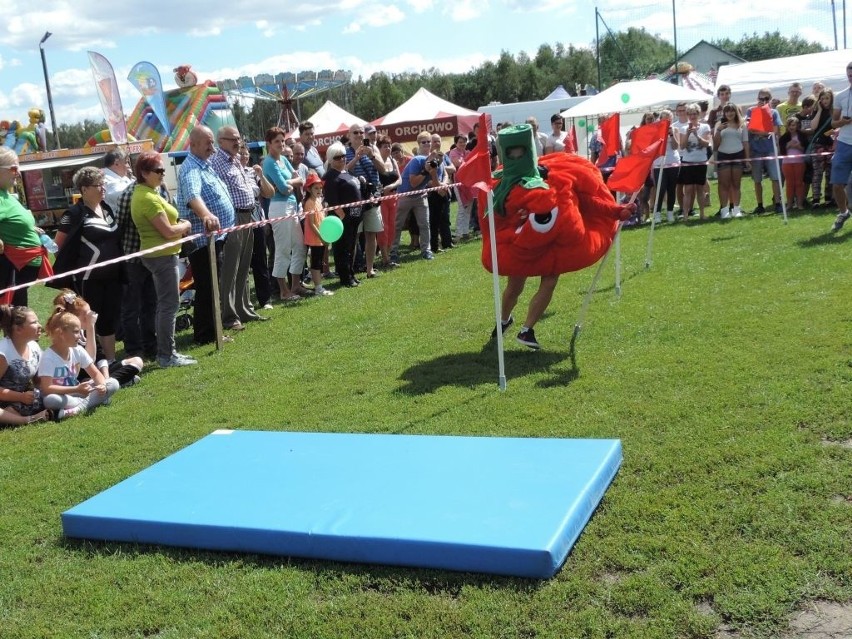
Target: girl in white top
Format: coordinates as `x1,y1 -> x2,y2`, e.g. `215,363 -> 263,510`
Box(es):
38,308 -> 118,421
677,103 -> 712,220
713,103 -> 750,218
0,305 -> 48,425
650,109 -> 681,223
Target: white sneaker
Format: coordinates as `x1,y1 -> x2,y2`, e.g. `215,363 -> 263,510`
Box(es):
720,207 -> 730,219
653,211 -> 661,224
666,211 -> 675,224
732,206 -> 743,218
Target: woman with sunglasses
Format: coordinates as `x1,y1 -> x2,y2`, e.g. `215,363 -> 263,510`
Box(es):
323,142 -> 364,287
0,147 -> 48,307
130,151 -> 195,367
53,166 -> 124,362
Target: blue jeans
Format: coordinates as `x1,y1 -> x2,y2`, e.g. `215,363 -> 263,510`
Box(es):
141,253 -> 180,361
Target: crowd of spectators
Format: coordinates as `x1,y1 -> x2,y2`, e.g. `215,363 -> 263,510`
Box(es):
4,73 -> 852,424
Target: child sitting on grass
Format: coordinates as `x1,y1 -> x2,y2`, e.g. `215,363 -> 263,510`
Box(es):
52,290 -> 143,387
38,307 -> 119,420
0,304 -> 49,425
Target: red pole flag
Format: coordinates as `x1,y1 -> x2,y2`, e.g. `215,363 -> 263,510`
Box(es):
748,104 -> 775,134
597,114 -> 622,165
456,113 -> 493,196
606,139 -> 663,194
565,123 -> 578,153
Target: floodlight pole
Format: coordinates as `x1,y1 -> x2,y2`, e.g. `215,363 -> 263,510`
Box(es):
39,31 -> 61,150
672,0 -> 678,77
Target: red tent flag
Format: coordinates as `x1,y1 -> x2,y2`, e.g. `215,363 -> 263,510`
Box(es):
607,139 -> 663,194
748,104 -> 775,134
597,113 -> 622,164
564,123 -> 578,153
456,113 -> 493,195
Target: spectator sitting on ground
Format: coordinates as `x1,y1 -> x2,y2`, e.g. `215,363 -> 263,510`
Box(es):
0,304 -> 48,425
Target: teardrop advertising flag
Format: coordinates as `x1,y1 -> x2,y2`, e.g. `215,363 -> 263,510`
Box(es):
128,61 -> 172,137
87,51 -> 127,144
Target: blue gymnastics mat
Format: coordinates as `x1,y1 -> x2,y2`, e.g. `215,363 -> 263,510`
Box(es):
62,430 -> 621,578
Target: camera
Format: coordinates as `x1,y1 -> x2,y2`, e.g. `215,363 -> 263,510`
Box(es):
720,115 -> 728,124
428,160 -> 439,169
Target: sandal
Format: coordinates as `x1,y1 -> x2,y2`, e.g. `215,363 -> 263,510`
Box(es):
283,294 -> 301,302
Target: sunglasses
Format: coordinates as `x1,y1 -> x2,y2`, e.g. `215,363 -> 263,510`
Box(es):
758,96 -> 770,102
351,131 -> 364,135
84,183 -> 105,189
151,168 -> 166,175
332,155 -> 346,160
0,165 -> 19,173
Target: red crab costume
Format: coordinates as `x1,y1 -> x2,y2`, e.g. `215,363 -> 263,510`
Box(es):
480,124 -> 630,277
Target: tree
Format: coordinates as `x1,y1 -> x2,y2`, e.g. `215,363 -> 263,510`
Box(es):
54,119 -> 107,150
712,31 -> 826,62
598,27 -> 675,86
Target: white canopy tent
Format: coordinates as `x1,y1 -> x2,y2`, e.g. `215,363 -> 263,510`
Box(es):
560,79 -> 714,118
296,99 -> 367,151
714,49 -> 852,108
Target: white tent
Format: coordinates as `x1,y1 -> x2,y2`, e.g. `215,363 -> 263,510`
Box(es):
373,87 -> 479,142
544,85 -> 572,100
714,49 -> 852,108
297,99 -> 366,150
561,79 -> 714,118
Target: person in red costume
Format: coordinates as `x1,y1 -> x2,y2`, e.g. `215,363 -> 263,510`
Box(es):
484,124 -> 635,349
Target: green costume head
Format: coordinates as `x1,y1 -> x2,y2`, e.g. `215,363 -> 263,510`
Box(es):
492,123 -> 547,216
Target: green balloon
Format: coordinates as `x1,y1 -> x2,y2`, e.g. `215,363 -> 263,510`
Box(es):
578,119 -> 586,127
319,216 -> 343,243
621,93 -> 630,104
587,123 -> 595,132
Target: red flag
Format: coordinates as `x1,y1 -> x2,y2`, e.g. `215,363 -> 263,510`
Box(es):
629,120 -> 669,157
607,139 -> 663,193
456,113 -> 493,195
748,104 -> 775,133
564,123 -> 578,153
597,114 -> 622,165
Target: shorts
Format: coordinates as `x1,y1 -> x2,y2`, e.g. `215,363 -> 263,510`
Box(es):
830,140 -> 852,185
717,150 -> 746,171
677,162 -> 708,185
358,206 -> 384,233
750,156 -> 780,182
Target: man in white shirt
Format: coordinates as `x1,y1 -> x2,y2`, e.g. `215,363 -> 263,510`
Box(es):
101,151 -> 133,212
829,61 -> 852,231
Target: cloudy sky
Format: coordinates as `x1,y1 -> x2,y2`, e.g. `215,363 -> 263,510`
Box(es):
0,0 -> 842,129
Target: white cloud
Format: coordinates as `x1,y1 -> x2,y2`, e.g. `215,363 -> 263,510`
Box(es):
449,0 -> 485,22
9,83 -> 44,109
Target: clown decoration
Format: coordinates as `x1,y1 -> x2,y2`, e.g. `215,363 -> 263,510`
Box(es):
481,124 -> 632,277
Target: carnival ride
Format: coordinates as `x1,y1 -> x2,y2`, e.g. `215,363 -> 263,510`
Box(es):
216,70 -> 352,133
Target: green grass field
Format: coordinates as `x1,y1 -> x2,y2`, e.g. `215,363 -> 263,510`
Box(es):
1,192 -> 850,638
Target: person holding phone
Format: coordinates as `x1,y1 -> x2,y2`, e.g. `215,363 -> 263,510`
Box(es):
713,104 -> 749,219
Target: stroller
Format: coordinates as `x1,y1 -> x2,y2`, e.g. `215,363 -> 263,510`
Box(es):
176,258 -> 194,332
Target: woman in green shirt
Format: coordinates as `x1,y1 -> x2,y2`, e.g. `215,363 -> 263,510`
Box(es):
130,151 -> 195,368
0,148 -> 44,306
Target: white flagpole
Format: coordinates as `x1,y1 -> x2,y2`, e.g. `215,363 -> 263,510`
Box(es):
646,161 -> 665,269
614,229 -> 622,297
771,132 -> 788,223
486,190 -> 507,391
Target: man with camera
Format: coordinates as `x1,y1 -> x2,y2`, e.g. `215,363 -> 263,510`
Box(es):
390,131 -> 444,262
427,134 -> 453,252
344,123 -> 386,275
